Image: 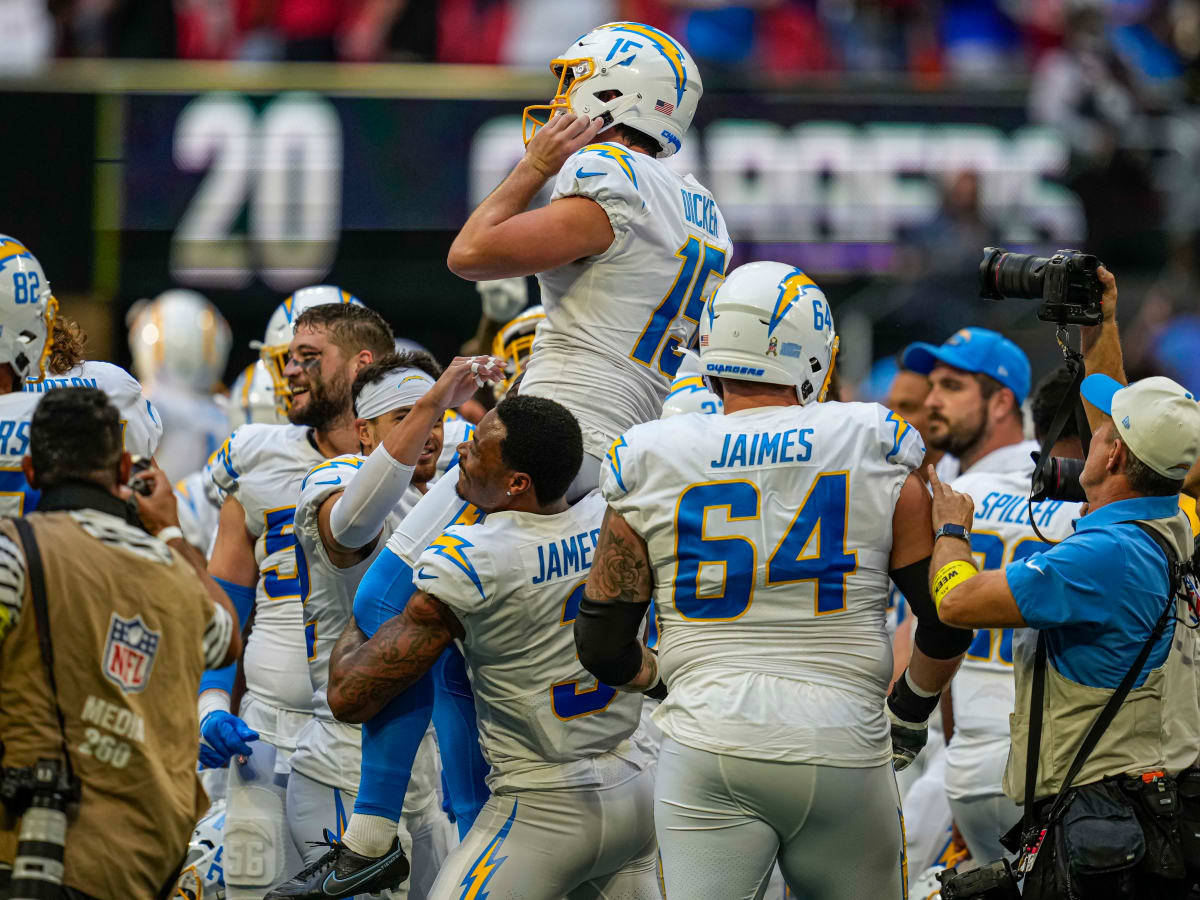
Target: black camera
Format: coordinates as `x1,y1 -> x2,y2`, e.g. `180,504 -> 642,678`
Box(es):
979,247 -> 1104,326
1030,452 -> 1087,503
1,758 -> 79,899
938,859 -> 1023,900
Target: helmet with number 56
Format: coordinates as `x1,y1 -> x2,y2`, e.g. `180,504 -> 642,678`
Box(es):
523,22 -> 702,158
0,235 -> 56,384
699,261 -> 839,405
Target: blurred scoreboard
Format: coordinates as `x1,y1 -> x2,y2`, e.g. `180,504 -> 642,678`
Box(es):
0,62 -> 1080,361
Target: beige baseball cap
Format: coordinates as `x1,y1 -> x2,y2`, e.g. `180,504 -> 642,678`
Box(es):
1081,374 -> 1200,479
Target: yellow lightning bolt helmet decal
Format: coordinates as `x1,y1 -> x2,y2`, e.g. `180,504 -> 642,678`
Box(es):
596,22 -> 689,105
769,269 -> 819,336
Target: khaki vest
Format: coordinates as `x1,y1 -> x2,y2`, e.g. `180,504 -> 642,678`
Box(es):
1004,510 -> 1194,804
0,511 -> 214,899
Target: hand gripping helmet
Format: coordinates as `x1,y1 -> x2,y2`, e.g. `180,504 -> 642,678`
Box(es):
661,354 -> 723,417
491,304 -> 545,400
251,284 -> 361,411
523,22 -> 702,159
0,235 -> 57,383
698,261 -> 839,405
128,289 -> 232,392
224,359 -> 288,430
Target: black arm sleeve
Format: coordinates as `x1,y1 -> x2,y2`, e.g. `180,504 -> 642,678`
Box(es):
574,595 -> 651,687
890,556 -> 973,660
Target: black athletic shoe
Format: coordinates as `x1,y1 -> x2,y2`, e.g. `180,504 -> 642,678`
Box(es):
264,830 -> 410,898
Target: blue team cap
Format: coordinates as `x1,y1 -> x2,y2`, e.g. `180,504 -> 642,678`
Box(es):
902,327 -> 1032,405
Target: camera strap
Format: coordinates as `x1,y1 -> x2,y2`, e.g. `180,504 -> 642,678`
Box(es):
10,517 -> 77,788
1020,521 -> 1178,867
1027,339 -> 1091,544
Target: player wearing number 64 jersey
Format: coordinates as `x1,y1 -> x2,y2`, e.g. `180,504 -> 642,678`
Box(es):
576,261 -> 974,900
328,395 -> 657,900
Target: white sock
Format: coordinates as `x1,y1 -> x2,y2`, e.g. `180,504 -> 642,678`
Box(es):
342,813 -> 398,857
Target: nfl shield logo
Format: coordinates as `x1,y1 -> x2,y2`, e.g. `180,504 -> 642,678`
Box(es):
103,613 -> 160,693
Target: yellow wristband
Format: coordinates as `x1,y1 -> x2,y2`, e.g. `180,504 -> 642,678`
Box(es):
932,560 -> 979,611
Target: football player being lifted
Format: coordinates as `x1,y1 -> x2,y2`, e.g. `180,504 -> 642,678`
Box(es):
330,395 -> 660,899
576,262 -> 973,899
269,352 -> 503,899
338,19 -> 733,886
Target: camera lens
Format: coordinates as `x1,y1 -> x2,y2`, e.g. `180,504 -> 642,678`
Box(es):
979,247 -> 1049,301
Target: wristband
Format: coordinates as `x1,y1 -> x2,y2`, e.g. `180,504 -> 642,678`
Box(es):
932,560 -> 979,611
156,526 -> 184,544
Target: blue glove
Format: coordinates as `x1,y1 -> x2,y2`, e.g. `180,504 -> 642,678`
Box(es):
199,710 -> 258,769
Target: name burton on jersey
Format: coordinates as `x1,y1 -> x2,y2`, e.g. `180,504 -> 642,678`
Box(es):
711,428 -> 815,469
531,528 -> 603,585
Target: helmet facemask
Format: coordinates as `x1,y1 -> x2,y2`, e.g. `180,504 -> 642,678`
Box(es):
523,58 -> 595,146
259,343 -> 293,413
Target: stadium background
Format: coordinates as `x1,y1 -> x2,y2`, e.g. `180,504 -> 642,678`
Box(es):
2,0 -> 1199,399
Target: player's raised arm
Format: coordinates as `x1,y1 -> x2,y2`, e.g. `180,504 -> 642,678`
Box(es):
327,590 -> 463,723
576,507 -> 662,695
448,113 -> 613,280
315,355 -> 503,562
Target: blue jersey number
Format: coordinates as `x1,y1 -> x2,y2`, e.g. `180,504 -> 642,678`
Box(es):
630,236 -> 726,378
551,580 -> 619,720
673,473 -> 857,621
11,271 -> 39,304
261,507 -> 309,601
964,532 -> 1046,664
0,468 -> 38,516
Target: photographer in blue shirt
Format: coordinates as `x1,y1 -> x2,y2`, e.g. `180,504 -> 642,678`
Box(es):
929,371 -> 1200,900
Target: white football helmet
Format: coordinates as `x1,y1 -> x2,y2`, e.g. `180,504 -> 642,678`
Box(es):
251,285 -> 361,410
175,800 -> 226,899
224,360 -> 288,430
128,289 -> 232,392
523,22 -> 701,158
698,261 -> 839,404
661,355 -> 723,417
491,304 -> 545,399
0,235 -> 56,383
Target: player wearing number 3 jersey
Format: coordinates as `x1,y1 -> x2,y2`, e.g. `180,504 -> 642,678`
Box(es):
328,396 -> 656,899
577,261 -> 973,900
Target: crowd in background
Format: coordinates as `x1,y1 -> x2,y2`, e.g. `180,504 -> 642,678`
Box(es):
5,0 -> 1200,407
2,0 -> 1196,84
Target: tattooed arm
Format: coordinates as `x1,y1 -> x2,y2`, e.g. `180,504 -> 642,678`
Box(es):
328,593 -> 465,723
575,507 -> 660,694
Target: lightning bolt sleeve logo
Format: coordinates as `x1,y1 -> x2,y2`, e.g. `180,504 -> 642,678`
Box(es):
429,532 -> 486,600
579,143 -> 639,188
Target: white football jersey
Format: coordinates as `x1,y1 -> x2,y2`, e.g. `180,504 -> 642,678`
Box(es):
206,424 -> 325,724
522,141 -> 733,459
412,490 -> 645,794
944,441 -> 1081,801
289,453 -> 423,792
0,362 -> 162,517
602,402 -> 926,766
175,468 -> 221,558
24,361 -> 163,459
147,383 -> 229,483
